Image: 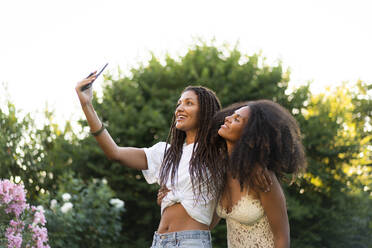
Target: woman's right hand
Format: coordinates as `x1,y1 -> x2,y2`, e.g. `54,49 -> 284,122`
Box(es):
75,72 -> 97,106
252,165 -> 272,192
157,186 -> 170,206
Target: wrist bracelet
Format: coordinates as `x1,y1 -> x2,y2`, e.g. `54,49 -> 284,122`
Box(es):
91,123 -> 105,136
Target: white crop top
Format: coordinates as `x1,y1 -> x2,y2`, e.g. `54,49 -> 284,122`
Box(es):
142,142 -> 216,225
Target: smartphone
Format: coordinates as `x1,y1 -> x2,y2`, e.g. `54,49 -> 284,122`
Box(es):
80,63 -> 109,92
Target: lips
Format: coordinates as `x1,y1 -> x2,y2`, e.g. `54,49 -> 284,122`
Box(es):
221,123 -> 228,129
176,114 -> 187,121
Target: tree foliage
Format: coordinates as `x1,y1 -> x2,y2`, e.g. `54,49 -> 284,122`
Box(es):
0,102 -> 75,203
72,42 -> 307,246
286,83 -> 372,247
1,42 -> 371,247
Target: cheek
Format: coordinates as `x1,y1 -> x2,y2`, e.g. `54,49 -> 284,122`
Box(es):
230,125 -> 244,140
190,107 -> 200,121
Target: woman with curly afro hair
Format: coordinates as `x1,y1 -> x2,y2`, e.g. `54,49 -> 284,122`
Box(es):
212,100 -> 306,248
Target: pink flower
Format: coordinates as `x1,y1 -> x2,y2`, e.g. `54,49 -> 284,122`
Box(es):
29,225 -> 50,248
5,226 -> 23,248
33,209 -> 47,226
0,179 -> 50,248
0,180 -> 28,217
9,220 -> 25,229
0,179 -> 14,204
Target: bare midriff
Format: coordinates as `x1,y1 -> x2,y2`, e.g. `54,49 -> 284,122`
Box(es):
157,203 -> 209,234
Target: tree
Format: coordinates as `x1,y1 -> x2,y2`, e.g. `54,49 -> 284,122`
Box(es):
72,42 -> 310,247
0,101 -> 75,203
286,83 -> 372,248
2,42 -> 370,247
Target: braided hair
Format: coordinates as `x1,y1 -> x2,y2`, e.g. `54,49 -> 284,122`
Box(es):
192,102 -> 250,199
159,86 -> 221,201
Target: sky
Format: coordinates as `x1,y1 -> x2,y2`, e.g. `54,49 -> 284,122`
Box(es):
0,0 -> 371,127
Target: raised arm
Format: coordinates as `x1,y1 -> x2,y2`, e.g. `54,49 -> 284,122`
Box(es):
75,73 -> 148,170
259,171 -> 290,248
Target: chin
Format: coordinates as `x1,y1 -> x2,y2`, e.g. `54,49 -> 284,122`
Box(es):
218,128 -> 226,138
175,125 -> 189,132
175,123 -> 184,130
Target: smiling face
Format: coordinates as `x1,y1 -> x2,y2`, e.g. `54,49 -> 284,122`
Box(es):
218,106 -> 250,145
174,90 -> 200,135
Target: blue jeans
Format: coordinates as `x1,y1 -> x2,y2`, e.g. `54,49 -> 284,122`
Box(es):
150,230 -> 212,248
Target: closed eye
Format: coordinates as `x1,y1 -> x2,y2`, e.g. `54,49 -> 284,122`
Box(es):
233,113 -> 241,122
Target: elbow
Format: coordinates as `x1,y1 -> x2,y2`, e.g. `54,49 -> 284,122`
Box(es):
106,153 -> 117,161
274,234 -> 290,248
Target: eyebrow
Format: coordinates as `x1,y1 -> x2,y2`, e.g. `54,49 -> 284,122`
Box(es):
233,112 -> 241,118
178,97 -> 195,102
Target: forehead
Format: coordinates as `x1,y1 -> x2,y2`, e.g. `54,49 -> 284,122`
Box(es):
179,90 -> 198,101
235,106 -> 250,119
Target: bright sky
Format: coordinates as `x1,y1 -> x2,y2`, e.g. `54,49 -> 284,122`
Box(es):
0,0 -> 371,127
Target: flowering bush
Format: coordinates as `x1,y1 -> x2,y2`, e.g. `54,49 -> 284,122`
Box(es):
0,179 -> 50,248
42,175 -> 125,248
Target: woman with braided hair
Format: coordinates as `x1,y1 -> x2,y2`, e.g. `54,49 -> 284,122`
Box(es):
76,72 -> 220,247
76,72 -> 271,247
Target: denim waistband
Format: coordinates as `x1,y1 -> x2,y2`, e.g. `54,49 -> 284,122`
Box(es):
153,229 -> 211,242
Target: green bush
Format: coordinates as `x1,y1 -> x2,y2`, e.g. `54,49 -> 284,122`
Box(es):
41,173 -> 124,248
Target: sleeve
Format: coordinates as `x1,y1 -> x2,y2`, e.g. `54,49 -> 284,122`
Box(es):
142,142 -> 167,184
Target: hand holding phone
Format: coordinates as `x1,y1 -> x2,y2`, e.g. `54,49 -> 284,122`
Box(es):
80,63 -> 108,92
